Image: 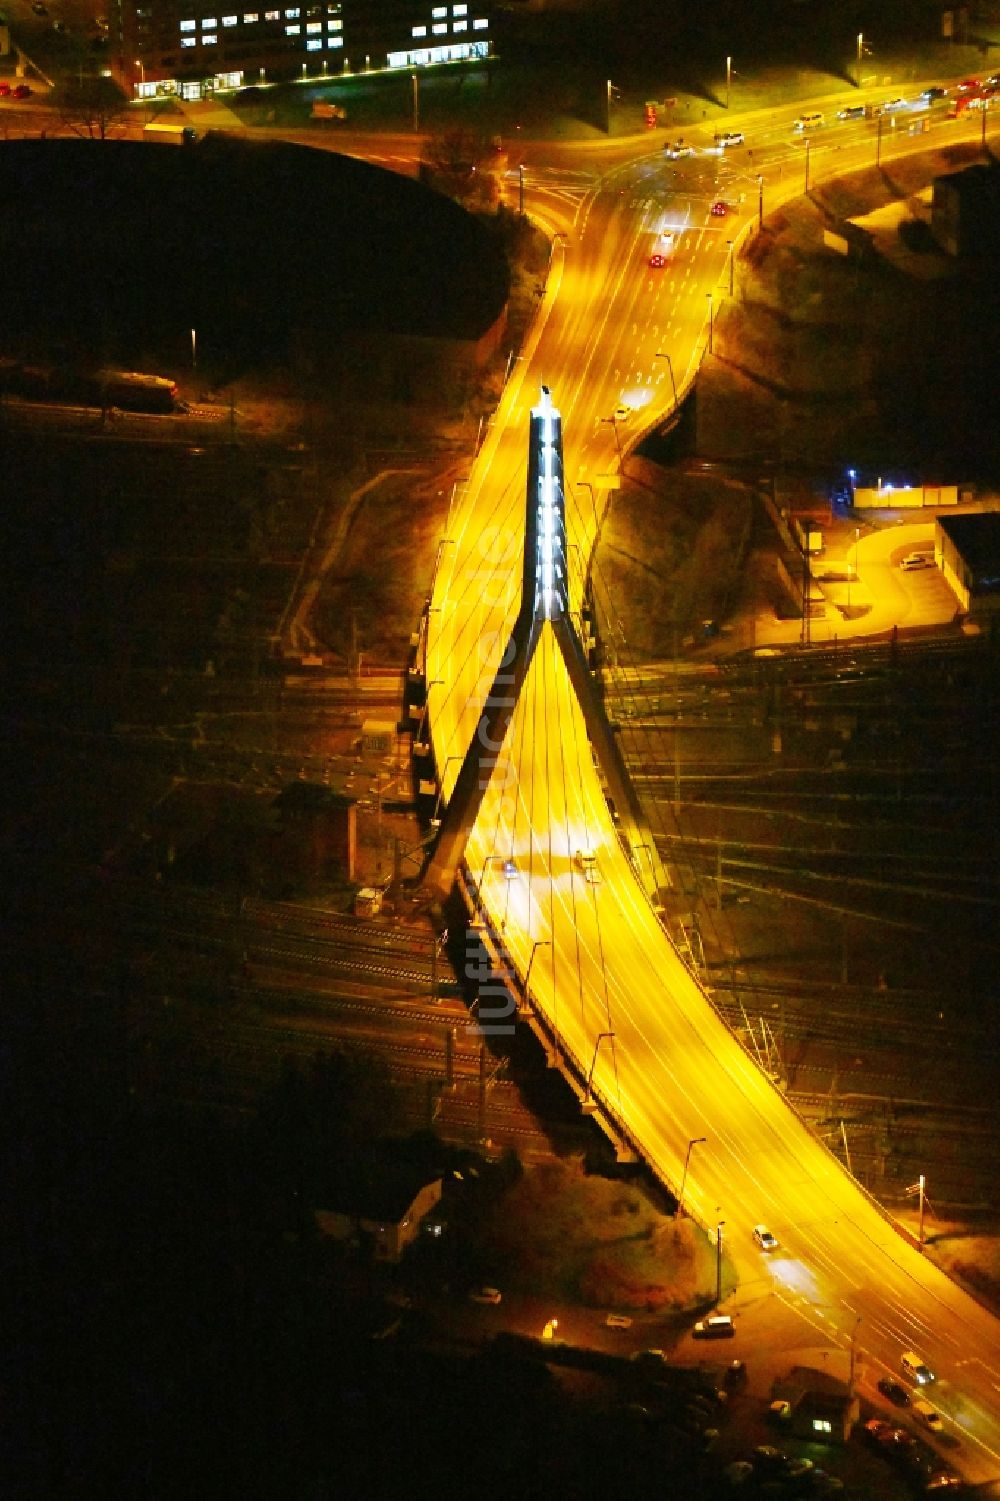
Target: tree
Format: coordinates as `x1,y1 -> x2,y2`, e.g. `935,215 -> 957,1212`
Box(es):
54,75 -> 130,141
420,128 -> 500,211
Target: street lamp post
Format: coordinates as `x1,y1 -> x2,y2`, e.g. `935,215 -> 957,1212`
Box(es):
849,1314 -> 862,1394
411,71 -> 419,133
716,1219 -> 726,1303
876,112 -> 884,168
584,1031 -> 615,1105
675,1136 -> 706,1219
518,162 -> 525,217
726,238 -> 734,296
606,78 -> 615,134
190,327 -> 197,371
706,292 -> 714,354
856,31 -> 864,85
523,938 -> 550,1004
847,525 -> 860,613
654,351 -> 678,407
757,173 -> 764,230
725,55 -> 732,111
804,137 -> 811,193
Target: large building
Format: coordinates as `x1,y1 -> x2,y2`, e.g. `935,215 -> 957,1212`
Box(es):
121,0 -> 491,100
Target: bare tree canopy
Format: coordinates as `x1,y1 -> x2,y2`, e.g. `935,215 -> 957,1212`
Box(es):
54,75 -> 130,140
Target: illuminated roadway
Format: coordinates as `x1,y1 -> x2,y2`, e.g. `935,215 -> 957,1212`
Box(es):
422,87 -> 1000,1483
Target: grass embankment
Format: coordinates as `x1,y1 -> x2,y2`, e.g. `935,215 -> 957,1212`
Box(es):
473,1159 -> 716,1311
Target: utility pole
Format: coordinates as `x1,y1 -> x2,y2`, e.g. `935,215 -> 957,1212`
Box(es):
411,71 -> 419,132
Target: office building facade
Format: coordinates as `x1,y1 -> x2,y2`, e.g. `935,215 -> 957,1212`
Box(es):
123,0 -> 491,100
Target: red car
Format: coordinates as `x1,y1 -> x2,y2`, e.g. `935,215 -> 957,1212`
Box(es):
711,200 -> 728,217
0,82 -> 10,97
956,78 -> 981,93
12,84 -> 33,99
649,253 -> 666,268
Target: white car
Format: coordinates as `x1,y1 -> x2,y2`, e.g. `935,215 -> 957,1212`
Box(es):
665,140 -> 695,158
606,1312 -> 633,1329
613,404 -> 631,423
693,1313 -> 735,1339
899,552 -> 933,572
752,1224 -> 778,1252
468,1286 -> 502,1305
574,850 -> 600,883
714,129 -> 744,147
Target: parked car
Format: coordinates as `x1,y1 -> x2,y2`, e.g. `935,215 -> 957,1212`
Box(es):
12,83 -> 32,98
31,1 -> 47,13
613,404 -> 631,423
0,81 -> 10,96
468,1286 -> 502,1305
693,1313 -> 735,1339
725,1359 -> 748,1390
606,1312 -> 633,1329
900,554 -> 933,572
862,1417 -> 893,1448
877,1377 -> 910,1406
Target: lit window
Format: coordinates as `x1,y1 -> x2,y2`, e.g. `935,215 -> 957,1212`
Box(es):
307,20 -> 320,31
453,18 -> 466,29
473,16 -> 487,27
812,1420 -> 833,1434
306,36 -> 321,48
412,23 -> 425,34
181,35 -> 196,45
431,5 -> 446,14
180,18 -> 195,29
284,21 -> 299,31
264,8 -> 279,16
203,32 -> 217,43
327,16 -> 341,27
453,2 -> 467,11
328,34 -> 341,44
431,22 -> 446,32
284,6 -> 299,15
222,14 -> 237,24
201,15 -> 217,26
243,10 -> 258,19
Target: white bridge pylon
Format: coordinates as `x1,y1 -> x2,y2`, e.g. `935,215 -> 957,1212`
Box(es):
427,386 -> 665,902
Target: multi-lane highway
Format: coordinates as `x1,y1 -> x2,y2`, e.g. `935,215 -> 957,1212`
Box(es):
423,87 -> 1000,1484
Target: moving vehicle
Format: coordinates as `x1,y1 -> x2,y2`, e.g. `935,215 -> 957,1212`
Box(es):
0,82 -> 10,96
606,1313 -> 632,1329
693,1313 -> 735,1339
613,404 -> 631,423
468,1286 -> 502,1305
956,78 -> 981,93
837,105 -> 866,120
12,83 -> 32,98
97,370 -> 180,413
665,139 -> 695,158
913,1398 -> 943,1433
143,121 -> 198,143
649,253 -> 666,268
921,86 -> 948,100
794,112 -> 825,130
901,1350 -> 935,1385
574,850 -> 600,883
711,200 -> 728,216
714,129 -> 744,147
877,1377 -> 910,1406
752,1224 -> 778,1251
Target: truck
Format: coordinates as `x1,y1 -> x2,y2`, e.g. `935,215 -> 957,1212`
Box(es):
142,121 -> 198,144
